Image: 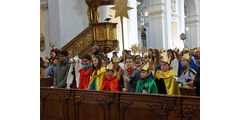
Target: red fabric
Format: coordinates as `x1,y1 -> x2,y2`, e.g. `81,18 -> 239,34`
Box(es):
125,68 -> 136,75
78,67 -> 92,90
100,76 -> 119,91
51,48 -> 58,53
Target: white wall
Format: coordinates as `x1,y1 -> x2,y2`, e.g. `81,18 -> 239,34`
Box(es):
46,0 -> 89,50
58,0 -> 88,48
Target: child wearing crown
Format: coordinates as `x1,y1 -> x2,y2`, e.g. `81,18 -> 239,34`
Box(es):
154,52 -> 181,95
135,62 -> 158,94
100,63 -> 120,91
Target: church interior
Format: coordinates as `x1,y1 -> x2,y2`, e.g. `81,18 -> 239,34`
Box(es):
40,0 -> 200,120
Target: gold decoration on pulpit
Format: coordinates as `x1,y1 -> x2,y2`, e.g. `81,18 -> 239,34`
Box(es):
98,28 -> 105,40
40,33 -> 45,51
76,41 -> 83,51
68,50 -> 73,58
87,6 -> 99,24
86,34 -> 92,46
131,44 -> 138,55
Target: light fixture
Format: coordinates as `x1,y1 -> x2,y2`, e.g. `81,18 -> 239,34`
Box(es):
144,12 -> 148,16
186,27 -> 189,31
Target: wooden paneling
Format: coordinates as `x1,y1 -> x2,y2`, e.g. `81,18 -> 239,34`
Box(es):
40,79 -> 197,96
40,88 -> 200,120
40,78 -> 53,87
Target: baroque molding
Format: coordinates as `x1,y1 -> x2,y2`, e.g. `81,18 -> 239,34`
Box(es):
185,15 -> 200,24
181,104 -> 200,120
120,99 -> 133,111
96,96 -> 114,109
149,102 -> 174,116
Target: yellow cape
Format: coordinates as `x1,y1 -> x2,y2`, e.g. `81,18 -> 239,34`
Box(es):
88,67 -> 106,90
155,69 -> 181,95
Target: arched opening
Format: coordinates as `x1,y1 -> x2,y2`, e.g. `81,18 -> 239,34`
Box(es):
184,0 -> 200,49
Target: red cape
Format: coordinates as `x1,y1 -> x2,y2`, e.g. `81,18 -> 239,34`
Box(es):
100,76 -> 119,91
78,67 -> 92,90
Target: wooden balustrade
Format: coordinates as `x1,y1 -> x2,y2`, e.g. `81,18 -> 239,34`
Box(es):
40,78 -> 197,96
40,87 -> 200,120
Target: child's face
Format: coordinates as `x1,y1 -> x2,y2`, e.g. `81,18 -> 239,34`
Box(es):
43,62 -> 48,67
106,70 -> 114,77
72,62 -> 76,67
167,52 -> 172,58
148,50 -> 152,57
82,58 -> 91,66
161,62 -> 170,72
140,70 -> 148,79
126,59 -> 134,69
181,58 -> 189,67
53,59 -> 58,65
92,57 -> 99,67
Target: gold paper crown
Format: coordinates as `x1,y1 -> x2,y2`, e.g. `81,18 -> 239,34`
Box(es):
148,48 -> 154,51
196,47 -> 200,52
183,48 -> 190,51
174,48 -> 179,53
102,59 -> 105,63
44,60 -> 49,63
140,62 -> 150,71
161,52 -> 171,64
106,62 -> 114,70
112,57 -> 120,63
160,48 -> 165,53
182,53 -> 192,61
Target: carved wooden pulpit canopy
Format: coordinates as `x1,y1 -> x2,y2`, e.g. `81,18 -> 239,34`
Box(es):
61,0 -> 118,58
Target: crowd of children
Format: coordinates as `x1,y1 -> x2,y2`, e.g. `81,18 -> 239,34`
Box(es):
41,46 -> 200,96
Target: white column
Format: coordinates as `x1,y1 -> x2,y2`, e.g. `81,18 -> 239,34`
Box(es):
177,0 -> 185,50
48,0 -> 62,48
40,0 -> 51,58
148,0 -> 166,49
185,15 -> 200,48
164,0 -> 172,49
125,0 -> 138,50
184,0 -> 200,49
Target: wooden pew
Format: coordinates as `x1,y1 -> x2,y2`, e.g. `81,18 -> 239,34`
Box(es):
40,87 -> 200,120
40,78 -> 197,96
40,78 -> 53,87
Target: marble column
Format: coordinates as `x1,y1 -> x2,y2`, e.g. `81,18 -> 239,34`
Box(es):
40,0 -> 51,58
147,0 -> 170,49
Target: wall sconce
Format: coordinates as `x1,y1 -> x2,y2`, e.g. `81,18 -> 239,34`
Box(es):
144,12 -> 148,16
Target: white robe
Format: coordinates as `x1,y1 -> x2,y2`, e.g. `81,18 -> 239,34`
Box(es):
171,59 -> 179,73
66,58 -> 82,88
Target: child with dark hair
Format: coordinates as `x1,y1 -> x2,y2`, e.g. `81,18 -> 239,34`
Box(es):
53,50 -> 70,88
167,49 -> 179,73
87,55 -> 106,90
154,52 -> 180,95
78,55 -> 92,90
136,62 -> 158,94
119,56 -> 140,92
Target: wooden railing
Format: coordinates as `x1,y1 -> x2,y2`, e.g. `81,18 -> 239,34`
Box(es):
40,87 -> 200,120
40,78 -> 197,96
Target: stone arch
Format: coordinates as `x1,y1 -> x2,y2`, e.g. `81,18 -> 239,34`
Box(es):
184,0 -> 200,48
